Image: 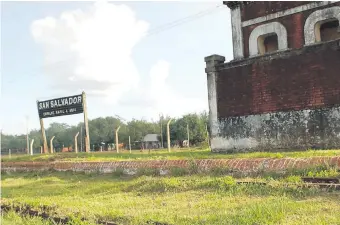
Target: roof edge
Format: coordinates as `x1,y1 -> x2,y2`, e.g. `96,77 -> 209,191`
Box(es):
223,1 -> 254,10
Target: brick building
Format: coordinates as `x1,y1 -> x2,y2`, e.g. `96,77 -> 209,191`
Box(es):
205,1 -> 340,152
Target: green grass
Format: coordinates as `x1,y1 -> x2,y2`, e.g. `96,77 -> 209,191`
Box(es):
2,171 -> 340,225
2,148 -> 340,162
1,211 -> 52,225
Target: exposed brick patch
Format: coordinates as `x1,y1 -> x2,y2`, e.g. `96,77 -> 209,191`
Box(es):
217,40 -> 340,117
240,2 -> 315,21
241,2 -> 340,57
2,156 -> 339,175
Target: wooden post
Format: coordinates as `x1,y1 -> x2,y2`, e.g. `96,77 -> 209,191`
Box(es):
74,132 -> 80,153
39,117 -> 48,154
30,139 -> 34,155
26,116 -> 29,155
50,136 -> 55,153
160,114 -> 164,149
187,124 -> 190,148
82,92 -> 90,153
115,126 -> 121,153
167,119 -> 173,152
206,124 -> 210,150
129,136 -> 131,153
36,101 -> 48,153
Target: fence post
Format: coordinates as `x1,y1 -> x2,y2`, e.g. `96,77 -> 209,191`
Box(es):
30,139 -> 34,155
115,126 -> 121,153
50,136 -> 55,153
167,119 -> 173,152
75,132 -> 80,153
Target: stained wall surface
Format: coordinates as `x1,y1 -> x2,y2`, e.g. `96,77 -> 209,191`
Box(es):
210,40 -> 340,152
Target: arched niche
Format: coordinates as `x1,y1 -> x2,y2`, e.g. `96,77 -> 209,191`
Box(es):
249,22 -> 288,56
304,6 -> 340,45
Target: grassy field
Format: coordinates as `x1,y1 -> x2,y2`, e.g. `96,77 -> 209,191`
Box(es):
2,170 -> 340,225
2,148 -> 340,162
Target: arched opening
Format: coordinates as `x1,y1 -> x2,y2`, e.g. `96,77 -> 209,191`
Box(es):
319,19 -> 340,42
304,6 -> 340,45
249,22 -> 287,56
257,33 -> 279,55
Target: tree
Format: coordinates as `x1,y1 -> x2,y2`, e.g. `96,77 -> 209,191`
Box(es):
1,111 -> 210,151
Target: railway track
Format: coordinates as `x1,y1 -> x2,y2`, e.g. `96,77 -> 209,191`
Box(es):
237,177 -> 340,190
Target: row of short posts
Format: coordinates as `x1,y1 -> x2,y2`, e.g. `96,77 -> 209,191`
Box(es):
28,119 -> 176,155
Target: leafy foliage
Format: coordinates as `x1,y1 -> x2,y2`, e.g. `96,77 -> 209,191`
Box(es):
2,112 -> 209,151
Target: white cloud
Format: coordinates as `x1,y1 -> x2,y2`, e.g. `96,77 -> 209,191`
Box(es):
30,1 -> 207,122
31,1 -> 149,104
120,60 -> 207,119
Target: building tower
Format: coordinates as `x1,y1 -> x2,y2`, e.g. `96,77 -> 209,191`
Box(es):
205,1 -> 340,152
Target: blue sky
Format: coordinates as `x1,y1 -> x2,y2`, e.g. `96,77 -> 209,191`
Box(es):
1,1 -> 233,135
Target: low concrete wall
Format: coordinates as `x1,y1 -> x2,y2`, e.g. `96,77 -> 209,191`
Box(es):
2,156 -> 339,175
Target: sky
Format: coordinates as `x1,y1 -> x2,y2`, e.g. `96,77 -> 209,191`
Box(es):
0,1 -> 233,135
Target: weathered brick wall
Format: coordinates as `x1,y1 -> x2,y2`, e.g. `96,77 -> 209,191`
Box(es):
217,40 -> 340,117
240,2 -> 315,21
207,2 -> 340,152
241,2 -> 340,57
2,157 -> 340,175
209,40 -> 340,152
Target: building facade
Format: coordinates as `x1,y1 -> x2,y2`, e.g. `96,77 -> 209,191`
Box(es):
205,1 -> 340,152
142,134 -> 162,149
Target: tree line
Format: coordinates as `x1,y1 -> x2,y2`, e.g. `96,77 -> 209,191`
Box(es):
1,112 -> 209,152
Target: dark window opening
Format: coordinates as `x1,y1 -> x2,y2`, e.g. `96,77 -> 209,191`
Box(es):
258,33 -> 279,55
264,34 -> 279,53
320,19 -> 340,42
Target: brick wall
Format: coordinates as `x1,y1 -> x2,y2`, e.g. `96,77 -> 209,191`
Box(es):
217,40 -> 340,118
240,1 -> 315,21
242,2 -> 340,57
2,157 -> 340,174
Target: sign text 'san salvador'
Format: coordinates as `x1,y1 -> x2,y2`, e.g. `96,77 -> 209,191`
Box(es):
37,94 -> 84,118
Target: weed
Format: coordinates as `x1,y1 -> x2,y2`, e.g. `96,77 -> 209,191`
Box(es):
2,171 -> 340,225
3,148 -> 340,163
169,167 -> 188,176
283,175 -> 302,183
112,168 -> 125,177
187,159 -> 199,174
137,168 -> 159,176
209,167 -> 233,176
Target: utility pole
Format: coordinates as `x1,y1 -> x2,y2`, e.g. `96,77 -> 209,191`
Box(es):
115,126 -> 121,153
187,124 -> 190,148
167,118 -> 173,152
